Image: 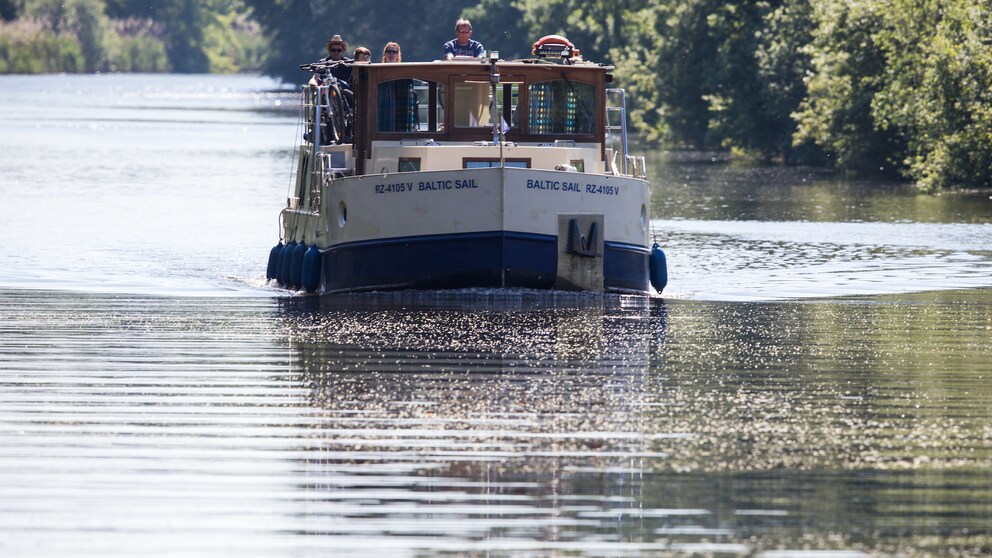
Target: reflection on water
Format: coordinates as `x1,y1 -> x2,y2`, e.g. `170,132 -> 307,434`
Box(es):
648,155 -> 992,301
658,220 -> 992,301
649,154 -> 991,224
3,288 -> 990,556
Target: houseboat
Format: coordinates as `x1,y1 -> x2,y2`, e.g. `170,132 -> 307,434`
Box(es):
266,36 -> 668,294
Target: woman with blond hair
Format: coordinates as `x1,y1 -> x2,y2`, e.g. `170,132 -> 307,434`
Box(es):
381,42 -> 401,63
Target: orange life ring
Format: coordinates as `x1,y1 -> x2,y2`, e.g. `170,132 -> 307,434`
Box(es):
531,35 -> 579,58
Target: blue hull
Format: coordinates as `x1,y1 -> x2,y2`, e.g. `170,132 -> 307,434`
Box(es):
321,231 -> 650,294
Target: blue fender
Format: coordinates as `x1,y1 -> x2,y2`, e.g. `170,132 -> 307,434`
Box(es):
290,242 -> 308,290
301,245 -> 323,293
278,241 -> 296,288
649,243 -> 668,293
266,242 -> 282,281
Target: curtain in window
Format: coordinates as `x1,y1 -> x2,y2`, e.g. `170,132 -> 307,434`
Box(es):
527,80 -> 594,135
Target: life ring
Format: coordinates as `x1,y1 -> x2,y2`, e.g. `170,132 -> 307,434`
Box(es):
531,35 -> 580,59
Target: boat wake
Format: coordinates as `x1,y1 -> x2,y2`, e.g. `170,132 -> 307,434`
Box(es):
656,219 -> 992,301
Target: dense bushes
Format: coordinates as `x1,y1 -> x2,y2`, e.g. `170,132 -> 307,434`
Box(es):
0,19 -> 84,73
0,0 -> 263,74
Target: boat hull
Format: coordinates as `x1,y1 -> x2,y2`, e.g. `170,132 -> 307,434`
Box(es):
284,166 -> 652,294
321,231 -> 650,293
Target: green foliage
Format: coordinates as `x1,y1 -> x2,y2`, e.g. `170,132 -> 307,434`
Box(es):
609,5 -> 667,143
755,1 -> 823,162
104,18 -> 168,72
240,0 -> 325,82
614,0 -> 719,148
0,18 -> 84,72
1,0 -> 266,74
796,0 -> 991,189
793,0 -> 905,171
872,0 -> 992,191
465,0 -> 991,187
244,0 -> 481,82
704,1 -> 820,162
23,0 -> 110,71
462,0 -> 531,59
154,0 -> 208,72
203,11 -> 265,73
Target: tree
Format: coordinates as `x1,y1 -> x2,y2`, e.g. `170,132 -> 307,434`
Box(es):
244,0 -> 482,83
873,0 -> 992,190
103,0 -> 211,72
705,0 -> 820,162
156,0 -> 209,72
794,0 -> 991,188
23,0 -> 110,72
0,0 -> 19,21
462,0 -> 531,59
792,0 -> 905,172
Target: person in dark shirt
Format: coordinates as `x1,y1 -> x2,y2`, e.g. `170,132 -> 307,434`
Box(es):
443,18 -> 484,59
313,34 -> 352,85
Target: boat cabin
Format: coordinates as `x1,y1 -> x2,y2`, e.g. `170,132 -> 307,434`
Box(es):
308,55 -> 644,180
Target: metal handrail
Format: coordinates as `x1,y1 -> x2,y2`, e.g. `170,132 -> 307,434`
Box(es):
605,88 -> 629,176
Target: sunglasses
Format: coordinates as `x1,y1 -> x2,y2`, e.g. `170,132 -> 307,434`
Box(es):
385,49 -> 398,54
329,48 -> 343,53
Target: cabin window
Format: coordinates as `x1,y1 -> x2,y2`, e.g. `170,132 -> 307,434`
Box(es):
377,79 -> 444,133
569,159 -> 585,172
453,82 -> 492,128
527,79 -> 595,135
398,157 -> 421,172
451,80 -> 521,131
503,83 -> 521,129
463,158 -> 530,169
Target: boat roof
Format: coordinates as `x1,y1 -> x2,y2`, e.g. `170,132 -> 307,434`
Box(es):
363,57 -> 613,68
350,57 -> 614,81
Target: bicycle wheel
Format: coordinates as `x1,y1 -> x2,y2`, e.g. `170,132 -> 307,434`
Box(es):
341,88 -> 355,143
326,83 -> 346,145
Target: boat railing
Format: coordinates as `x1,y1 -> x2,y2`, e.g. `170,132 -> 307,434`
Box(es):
300,85 -> 318,147
625,154 -> 648,179
605,88 -> 630,176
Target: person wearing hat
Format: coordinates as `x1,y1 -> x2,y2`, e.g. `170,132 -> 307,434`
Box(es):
315,34 -> 352,85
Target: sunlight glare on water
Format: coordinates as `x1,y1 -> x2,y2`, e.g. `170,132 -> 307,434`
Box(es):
2,289 -> 991,557
0,74 -> 298,296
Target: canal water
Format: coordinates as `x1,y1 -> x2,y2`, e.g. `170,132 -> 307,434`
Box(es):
1,74 -> 990,557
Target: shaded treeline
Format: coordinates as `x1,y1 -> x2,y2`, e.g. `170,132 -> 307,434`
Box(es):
247,0 -> 991,191
2,0 -> 989,190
